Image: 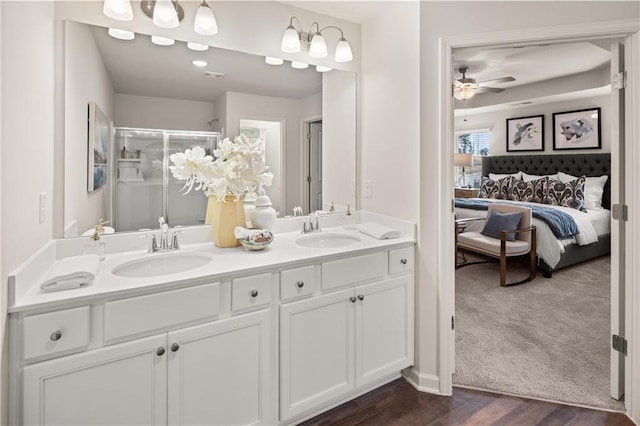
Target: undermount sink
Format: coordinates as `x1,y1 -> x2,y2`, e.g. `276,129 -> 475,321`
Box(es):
112,252 -> 212,278
296,233 -> 361,249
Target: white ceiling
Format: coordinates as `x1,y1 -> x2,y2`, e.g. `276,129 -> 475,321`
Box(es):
90,24 -> 322,103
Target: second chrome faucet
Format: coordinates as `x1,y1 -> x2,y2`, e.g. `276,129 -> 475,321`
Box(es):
144,216 -> 182,253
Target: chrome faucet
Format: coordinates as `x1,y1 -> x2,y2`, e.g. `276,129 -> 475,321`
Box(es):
301,212 -> 322,234
143,217 -> 182,253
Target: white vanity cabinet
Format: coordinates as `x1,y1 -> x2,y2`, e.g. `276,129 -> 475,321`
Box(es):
280,274 -> 414,421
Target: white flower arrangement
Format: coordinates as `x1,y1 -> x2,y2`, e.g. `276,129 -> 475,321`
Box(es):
169,134 -> 274,200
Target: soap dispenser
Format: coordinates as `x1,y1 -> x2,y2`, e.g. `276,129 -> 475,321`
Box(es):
83,219 -> 108,260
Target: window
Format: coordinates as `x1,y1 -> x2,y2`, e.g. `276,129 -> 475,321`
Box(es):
455,129 -> 490,188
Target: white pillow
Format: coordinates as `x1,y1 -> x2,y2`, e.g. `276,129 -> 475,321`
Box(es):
489,171 -> 522,181
521,171 -> 558,182
557,171 -> 608,210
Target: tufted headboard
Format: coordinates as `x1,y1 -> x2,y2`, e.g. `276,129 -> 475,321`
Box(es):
482,153 -> 611,209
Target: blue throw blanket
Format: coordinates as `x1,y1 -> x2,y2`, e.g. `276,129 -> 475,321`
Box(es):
455,198 -> 579,240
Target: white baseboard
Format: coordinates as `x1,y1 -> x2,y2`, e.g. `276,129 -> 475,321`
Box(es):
402,367 -> 444,394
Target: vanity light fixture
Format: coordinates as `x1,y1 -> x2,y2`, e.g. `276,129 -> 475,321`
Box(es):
194,0 -> 218,35
316,65 -> 332,73
140,0 -> 184,29
265,57 -> 284,65
103,0 -> 133,21
280,17 -> 353,63
192,59 -> 208,67
151,35 -> 175,46
291,61 -> 309,69
108,28 -> 135,40
187,42 -> 209,51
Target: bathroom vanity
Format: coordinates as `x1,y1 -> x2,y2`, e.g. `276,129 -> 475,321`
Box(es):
8,212 -> 415,425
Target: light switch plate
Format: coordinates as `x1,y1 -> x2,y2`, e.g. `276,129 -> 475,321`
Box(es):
364,180 -> 372,198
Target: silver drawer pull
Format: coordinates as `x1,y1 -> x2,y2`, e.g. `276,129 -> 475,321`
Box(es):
250,290 -> 259,298
296,281 -> 304,288
50,331 -> 62,342
171,343 -> 180,352
357,294 -> 365,301
349,296 -> 357,303
156,347 -> 165,356
400,259 -> 408,265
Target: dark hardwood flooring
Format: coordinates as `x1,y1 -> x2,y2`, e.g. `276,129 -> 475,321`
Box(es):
301,379 -> 632,426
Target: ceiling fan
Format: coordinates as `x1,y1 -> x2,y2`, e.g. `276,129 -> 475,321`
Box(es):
453,66 -> 515,100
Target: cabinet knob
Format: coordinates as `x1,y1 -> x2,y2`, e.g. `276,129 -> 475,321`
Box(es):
156,347 -> 166,356
250,290 -> 259,298
357,294 -> 365,301
296,280 -> 304,288
400,258 -> 408,265
349,296 -> 357,303
50,331 -> 62,341
171,343 -> 180,352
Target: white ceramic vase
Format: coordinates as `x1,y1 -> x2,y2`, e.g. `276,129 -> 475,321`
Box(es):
250,194 -> 277,230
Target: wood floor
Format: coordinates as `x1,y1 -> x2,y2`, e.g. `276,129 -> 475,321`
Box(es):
301,379 -> 632,426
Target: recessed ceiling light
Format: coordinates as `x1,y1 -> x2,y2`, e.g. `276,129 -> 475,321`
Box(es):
291,61 -> 309,69
151,35 -> 175,46
108,28 -> 135,40
187,42 -> 209,51
192,60 -> 208,67
265,57 -> 284,65
316,65 -> 332,72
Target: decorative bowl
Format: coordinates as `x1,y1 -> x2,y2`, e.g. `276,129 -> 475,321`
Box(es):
239,237 -> 273,251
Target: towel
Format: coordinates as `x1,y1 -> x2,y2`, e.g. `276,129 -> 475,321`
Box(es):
40,254 -> 100,292
357,222 -> 401,240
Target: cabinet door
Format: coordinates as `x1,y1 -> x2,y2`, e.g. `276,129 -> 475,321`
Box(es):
22,334 -> 167,426
355,275 -> 414,387
280,288 -> 355,420
167,309 -> 271,425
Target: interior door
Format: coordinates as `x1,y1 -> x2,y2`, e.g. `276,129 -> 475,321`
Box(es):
309,121 -> 323,212
610,40 -> 626,400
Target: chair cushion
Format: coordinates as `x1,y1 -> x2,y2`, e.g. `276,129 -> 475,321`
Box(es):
458,232 -> 530,256
481,210 -> 522,241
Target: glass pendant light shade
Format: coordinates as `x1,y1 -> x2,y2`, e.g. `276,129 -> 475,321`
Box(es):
454,86 -> 476,101
291,61 -> 309,69
309,33 -> 328,59
151,35 -> 175,46
153,0 -> 179,29
108,28 -> 135,40
281,26 -> 301,53
187,42 -> 209,51
335,37 -> 353,62
194,1 -> 218,35
103,0 -> 133,21
316,65 -> 332,72
265,57 -> 284,65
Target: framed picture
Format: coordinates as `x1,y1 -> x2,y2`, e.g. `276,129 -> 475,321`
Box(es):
553,107 -> 601,150
506,115 -> 544,152
87,101 -> 110,192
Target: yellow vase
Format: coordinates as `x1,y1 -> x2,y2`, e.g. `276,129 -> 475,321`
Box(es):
208,195 -> 245,248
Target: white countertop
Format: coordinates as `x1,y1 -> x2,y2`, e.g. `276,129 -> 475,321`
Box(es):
9,212 -> 415,313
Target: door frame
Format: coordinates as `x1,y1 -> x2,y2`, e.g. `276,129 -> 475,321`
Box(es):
438,19 -> 640,420
300,115 -> 322,215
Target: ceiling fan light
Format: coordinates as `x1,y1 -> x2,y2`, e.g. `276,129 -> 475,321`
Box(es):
309,33 -> 328,59
153,0 -> 180,29
194,1 -> 218,36
281,25 -> 301,53
108,28 -> 135,40
151,35 -> 175,46
334,37 -> 353,63
454,86 -> 475,101
103,0 -> 133,21
316,65 -> 332,72
265,56 -> 284,65
187,42 -> 209,51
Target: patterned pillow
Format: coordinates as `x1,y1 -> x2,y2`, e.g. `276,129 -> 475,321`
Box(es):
478,176 -> 514,200
546,177 -> 587,212
510,177 -> 548,203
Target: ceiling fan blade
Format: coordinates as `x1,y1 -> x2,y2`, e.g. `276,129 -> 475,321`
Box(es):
474,86 -> 505,94
478,76 -> 515,86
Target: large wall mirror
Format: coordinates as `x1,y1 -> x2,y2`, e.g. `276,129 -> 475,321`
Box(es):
63,20 -> 356,237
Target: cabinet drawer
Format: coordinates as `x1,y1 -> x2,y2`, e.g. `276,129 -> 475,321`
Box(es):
23,306 -> 90,361
232,273 -> 272,312
104,283 -> 220,341
389,247 -> 414,275
280,266 -> 315,301
322,252 -> 388,291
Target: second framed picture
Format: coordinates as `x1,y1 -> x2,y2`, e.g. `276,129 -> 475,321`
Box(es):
506,115 -> 544,152
552,107 -> 601,150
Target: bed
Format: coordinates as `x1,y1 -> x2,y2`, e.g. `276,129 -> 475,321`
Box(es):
455,153 -> 611,277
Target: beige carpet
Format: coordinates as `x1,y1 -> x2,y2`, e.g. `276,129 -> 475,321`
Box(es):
454,254 -> 625,411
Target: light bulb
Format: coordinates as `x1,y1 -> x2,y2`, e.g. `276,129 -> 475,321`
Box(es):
151,35 -> 175,46
192,60 -> 208,67
335,37 -> 353,63
187,42 -> 209,51
316,65 -> 332,72
309,33 -> 328,59
265,57 -> 284,65
194,1 -> 218,35
153,0 -> 179,29
291,61 -> 309,69
103,0 -> 133,21
108,28 -> 135,40
281,25 -> 301,53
